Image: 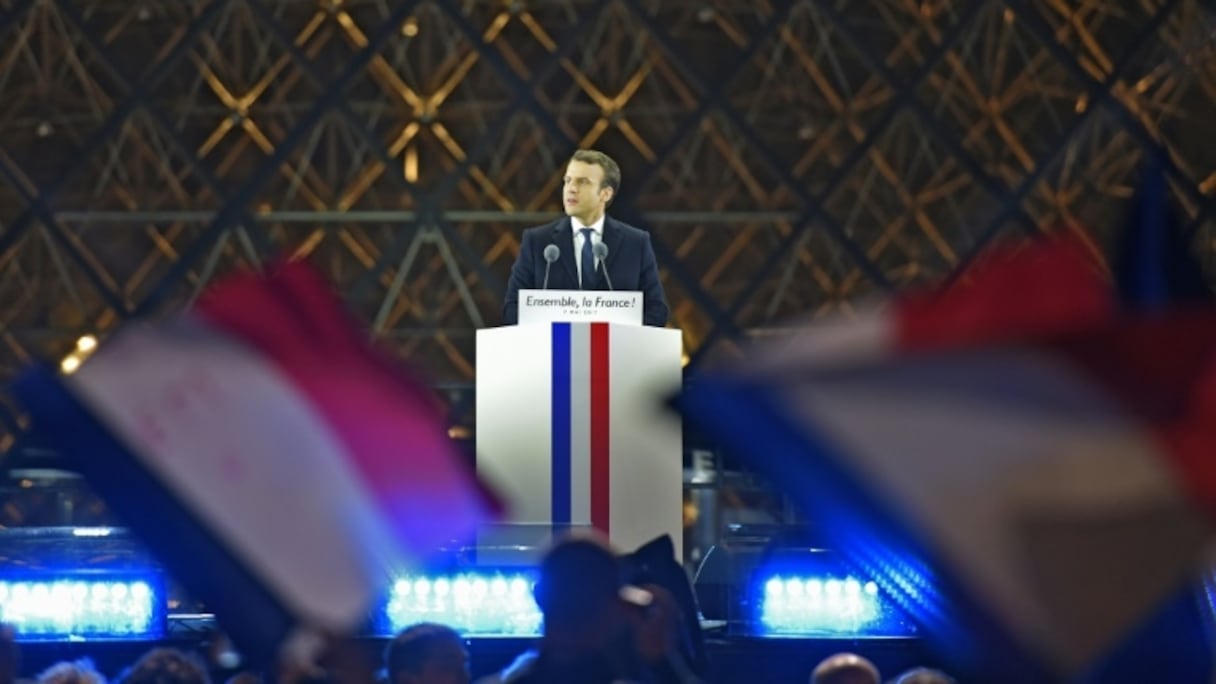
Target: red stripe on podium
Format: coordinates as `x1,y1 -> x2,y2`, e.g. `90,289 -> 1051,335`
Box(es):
590,322 -> 610,534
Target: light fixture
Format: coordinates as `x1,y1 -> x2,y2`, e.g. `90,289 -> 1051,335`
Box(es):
59,354 -> 82,374
0,575 -> 165,641
61,334 -> 99,374
71,527 -> 116,538
377,570 -> 542,637
758,573 -> 884,634
748,547 -> 920,638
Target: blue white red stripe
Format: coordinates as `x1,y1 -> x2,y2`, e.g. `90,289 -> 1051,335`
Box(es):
679,234 -> 1216,679
43,262 -> 500,638
550,322 -> 612,534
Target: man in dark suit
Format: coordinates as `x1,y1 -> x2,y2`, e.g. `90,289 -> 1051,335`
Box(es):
503,150 -> 669,327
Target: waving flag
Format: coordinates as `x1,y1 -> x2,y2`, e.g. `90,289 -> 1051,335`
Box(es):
15,261 -> 500,663
1114,151 -> 1210,309
679,174 -> 1216,680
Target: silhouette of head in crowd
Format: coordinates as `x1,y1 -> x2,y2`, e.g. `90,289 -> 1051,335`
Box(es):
810,652 -> 880,684
386,623 -> 470,684
890,667 -> 956,684
115,648 -> 209,684
37,659 -> 106,684
533,534 -> 629,650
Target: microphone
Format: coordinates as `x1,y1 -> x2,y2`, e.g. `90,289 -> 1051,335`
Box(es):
592,242 -> 613,291
542,244 -> 560,290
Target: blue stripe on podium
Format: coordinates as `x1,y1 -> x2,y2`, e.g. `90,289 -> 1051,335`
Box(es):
550,323 -> 572,528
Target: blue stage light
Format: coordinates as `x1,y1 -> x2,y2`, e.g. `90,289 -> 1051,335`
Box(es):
753,566 -> 919,638
759,573 -> 884,635
745,545 -> 923,638
379,571 -> 542,637
0,575 -> 164,641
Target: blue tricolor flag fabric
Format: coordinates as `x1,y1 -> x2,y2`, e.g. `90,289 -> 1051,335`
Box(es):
1114,152 -> 1209,309
678,230 -> 1216,681
15,261 -> 501,663
548,321 -> 612,533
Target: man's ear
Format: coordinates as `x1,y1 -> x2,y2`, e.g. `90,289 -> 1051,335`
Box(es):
601,186 -> 614,205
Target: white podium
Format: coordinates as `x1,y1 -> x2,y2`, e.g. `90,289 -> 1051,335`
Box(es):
476,318 -> 683,558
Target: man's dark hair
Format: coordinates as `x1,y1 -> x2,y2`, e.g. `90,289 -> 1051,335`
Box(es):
384,623 -> 462,679
534,536 -> 623,630
569,149 -> 621,203
117,648 -> 209,684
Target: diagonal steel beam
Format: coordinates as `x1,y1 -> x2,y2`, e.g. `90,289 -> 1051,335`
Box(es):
614,0 -> 796,207
349,2 -> 608,309
682,0 -> 991,368
0,0 -> 231,266
607,1 -> 803,342
816,1 -> 1043,237
620,0 -> 908,361
1002,0 -> 1212,229
417,2 -> 616,301
428,1 -> 595,198
419,4 -> 611,208
439,0 -> 797,338
244,0 -> 563,305
0,157 -> 127,313
406,3 -> 610,312
613,0 -> 801,342
227,12 -> 423,179
0,0 -> 39,74
0,0 -> 43,154
950,0 -> 1188,273
132,0 -> 424,317
53,1 -> 273,262
623,0 -> 892,287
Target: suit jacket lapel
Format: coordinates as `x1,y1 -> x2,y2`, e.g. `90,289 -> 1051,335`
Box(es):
555,218 -> 579,286
602,216 -> 624,274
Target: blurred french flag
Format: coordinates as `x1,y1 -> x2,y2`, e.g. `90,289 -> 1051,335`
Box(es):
15,261 -> 500,663
678,161 -> 1216,682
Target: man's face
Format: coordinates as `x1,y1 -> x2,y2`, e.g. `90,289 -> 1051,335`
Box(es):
401,638 -> 470,684
563,159 -> 612,224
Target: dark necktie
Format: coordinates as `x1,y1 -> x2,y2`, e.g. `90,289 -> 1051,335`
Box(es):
580,228 -> 596,290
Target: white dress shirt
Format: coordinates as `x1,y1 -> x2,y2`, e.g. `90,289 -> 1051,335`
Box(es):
572,216 -> 605,286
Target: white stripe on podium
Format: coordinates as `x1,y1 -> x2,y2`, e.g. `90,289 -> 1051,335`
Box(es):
569,322 -> 592,525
